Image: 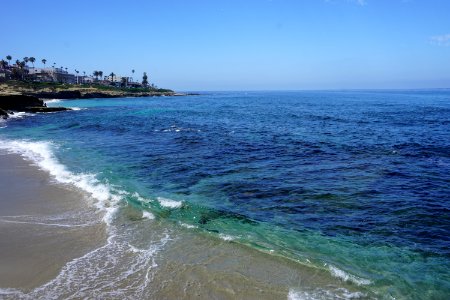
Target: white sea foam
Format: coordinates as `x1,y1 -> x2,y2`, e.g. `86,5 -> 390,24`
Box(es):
6,111 -> 35,119
142,211 -> 155,220
0,212 -> 99,228
288,288 -> 366,300
0,218 -> 92,228
0,138 -> 176,299
0,232 -> 172,299
157,196 -> 183,208
45,99 -> 62,104
0,139 -> 121,225
327,265 -> 372,286
218,233 -> 235,241
179,222 -> 197,229
132,192 -> 153,204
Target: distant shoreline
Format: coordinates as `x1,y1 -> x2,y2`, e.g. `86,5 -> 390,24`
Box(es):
0,80 -> 186,99
0,81 -> 199,119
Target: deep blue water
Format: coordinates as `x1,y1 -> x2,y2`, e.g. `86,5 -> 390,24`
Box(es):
2,90 -> 450,298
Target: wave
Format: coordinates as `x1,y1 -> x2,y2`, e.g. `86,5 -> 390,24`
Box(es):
0,139 -> 374,298
0,211 -> 100,228
0,138 -> 174,299
5,111 -> 35,119
0,231 -> 172,299
288,288 -> 367,300
44,99 -> 62,104
327,265 -> 371,286
142,211 -> 155,220
0,139 -> 120,224
157,196 -> 183,208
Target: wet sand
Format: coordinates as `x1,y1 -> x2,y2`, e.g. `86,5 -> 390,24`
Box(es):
0,152 -> 106,291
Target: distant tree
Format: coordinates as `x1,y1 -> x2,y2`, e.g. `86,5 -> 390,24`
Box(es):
109,72 -> 115,83
23,57 -> 29,66
121,77 -> 127,87
0,60 -> 7,69
93,70 -> 99,81
6,55 -> 12,66
29,57 -> 36,68
142,72 -> 148,87
98,71 -> 103,80
15,60 -> 26,80
41,58 -> 47,68
131,69 -> 135,81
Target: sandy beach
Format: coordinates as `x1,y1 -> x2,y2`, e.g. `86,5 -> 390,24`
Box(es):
0,151 -> 106,291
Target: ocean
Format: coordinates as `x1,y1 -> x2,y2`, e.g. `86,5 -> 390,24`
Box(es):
1,90 -> 449,299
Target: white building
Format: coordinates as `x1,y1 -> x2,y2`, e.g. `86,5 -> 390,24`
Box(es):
28,67 -> 75,84
104,75 -> 131,84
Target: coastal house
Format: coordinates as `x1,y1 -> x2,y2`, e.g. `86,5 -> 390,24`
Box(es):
104,75 -> 131,84
28,68 -> 76,84
26,68 -> 54,82
82,76 -> 95,84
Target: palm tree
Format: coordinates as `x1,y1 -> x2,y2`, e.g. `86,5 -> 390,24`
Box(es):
41,58 -> 47,68
131,69 -> 135,82
29,57 -> 36,68
23,57 -> 29,66
98,71 -> 103,81
142,72 -> 148,87
121,77 -> 127,87
109,72 -> 115,83
0,60 -> 7,69
93,70 -> 99,81
16,60 -> 26,80
6,55 -> 12,66
75,70 -> 80,84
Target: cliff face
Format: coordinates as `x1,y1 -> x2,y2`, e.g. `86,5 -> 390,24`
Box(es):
0,95 -> 70,119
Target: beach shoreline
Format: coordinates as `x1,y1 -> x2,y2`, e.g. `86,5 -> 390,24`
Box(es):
0,151 -> 107,291
0,145 -> 367,299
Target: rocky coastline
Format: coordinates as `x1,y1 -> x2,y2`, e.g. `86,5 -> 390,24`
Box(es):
0,81 -> 194,119
0,95 -> 71,119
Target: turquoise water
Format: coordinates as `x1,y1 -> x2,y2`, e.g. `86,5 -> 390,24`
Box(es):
1,91 -> 449,299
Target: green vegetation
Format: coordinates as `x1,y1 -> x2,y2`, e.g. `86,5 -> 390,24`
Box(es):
1,80 -> 174,95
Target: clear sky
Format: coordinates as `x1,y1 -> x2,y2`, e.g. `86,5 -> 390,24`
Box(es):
2,0 -> 450,91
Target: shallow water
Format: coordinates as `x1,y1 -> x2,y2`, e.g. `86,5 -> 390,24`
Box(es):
1,90 -> 449,299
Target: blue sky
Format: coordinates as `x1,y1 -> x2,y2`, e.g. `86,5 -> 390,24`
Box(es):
2,0 -> 450,90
